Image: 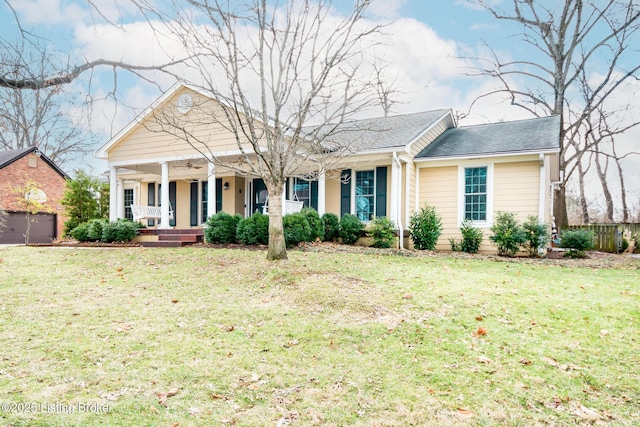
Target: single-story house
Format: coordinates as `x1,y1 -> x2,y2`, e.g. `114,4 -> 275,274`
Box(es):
0,146 -> 69,244
95,83 -> 560,251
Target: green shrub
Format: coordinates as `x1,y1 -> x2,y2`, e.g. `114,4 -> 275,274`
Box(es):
409,205 -> 442,250
301,208 -> 324,241
560,229 -> 595,258
522,216 -> 549,257
101,219 -> 139,243
322,213 -> 340,242
237,212 -> 269,245
339,214 -> 364,245
459,219 -> 483,254
70,222 -> 92,242
449,238 -> 462,252
283,213 -> 312,247
87,219 -> 108,242
369,216 -> 396,248
490,211 -> 527,256
205,211 -> 242,244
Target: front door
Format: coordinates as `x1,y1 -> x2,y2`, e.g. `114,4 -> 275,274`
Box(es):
253,178 -> 268,214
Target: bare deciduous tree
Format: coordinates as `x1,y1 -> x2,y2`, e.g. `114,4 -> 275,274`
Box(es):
469,0 -> 640,228
125,0 -> 387,260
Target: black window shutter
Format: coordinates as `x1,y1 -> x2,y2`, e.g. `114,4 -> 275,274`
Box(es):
375,166 -> 387,217
340,169 -> 351,217
216,178 -> 223,213
169,181 -> 177,227
311,180 -> 318,211
190,181 -> 198,226
147,183 -> 156,226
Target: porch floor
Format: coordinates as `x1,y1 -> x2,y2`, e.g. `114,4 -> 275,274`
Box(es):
136,228 -> 205,247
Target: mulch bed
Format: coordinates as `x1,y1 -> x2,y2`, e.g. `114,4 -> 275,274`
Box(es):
26,240 -> 639,269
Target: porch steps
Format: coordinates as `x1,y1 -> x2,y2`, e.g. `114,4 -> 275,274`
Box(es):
140,228 -> 205,247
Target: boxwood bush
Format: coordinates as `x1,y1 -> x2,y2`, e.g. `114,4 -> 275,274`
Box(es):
205,211 -> 242,244
339,214 -> 364,245
101,219 -> 139,243
459,219 -> 483,254
409,205 -> 442,250
369,216 -> 396,248
490,211 -> 527,256
283,212 -> 312,247
522,215 -> 549,257
301,208 -> 324,242
322,213 -> 340,242
87,219 -> 108,242
237,212 -> 269,245
560,229 -> 595,258
70,222 -> 92,242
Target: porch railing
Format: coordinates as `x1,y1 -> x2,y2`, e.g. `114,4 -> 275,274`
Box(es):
131,204 -> 174,222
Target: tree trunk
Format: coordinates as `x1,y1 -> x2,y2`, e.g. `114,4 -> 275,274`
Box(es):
577,160 -> 590,224
615,157 -> 629,223
266,184 -> 287,260
594,152 -> 614,222
553,186 -> 569,229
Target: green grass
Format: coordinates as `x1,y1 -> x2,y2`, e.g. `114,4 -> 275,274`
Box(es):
0,246 -> 638,426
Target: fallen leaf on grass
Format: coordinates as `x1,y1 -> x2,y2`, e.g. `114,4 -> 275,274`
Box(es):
475,316 -> 483,321
542,356 -> 583,371
211,393 -> 230,400
477,356 -> 492,364
474,327 -> 487,337
571,402 -> 603,421
457,408 -> 476,418
519,358 -> 532,365
155,387 -> 180,406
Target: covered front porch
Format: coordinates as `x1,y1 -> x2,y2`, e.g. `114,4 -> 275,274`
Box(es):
106,156 -> 334,230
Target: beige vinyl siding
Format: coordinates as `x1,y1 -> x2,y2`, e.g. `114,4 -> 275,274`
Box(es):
408,120 -> 448,157
493,161 -> 540,218
418,166 -> 458,251
325,175 -> 341,216
108,89 -> 253,163
172,181 -> 189,228
405,161 -> 415,224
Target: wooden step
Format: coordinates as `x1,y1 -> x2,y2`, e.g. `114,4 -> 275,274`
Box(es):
158,234 -> 199,242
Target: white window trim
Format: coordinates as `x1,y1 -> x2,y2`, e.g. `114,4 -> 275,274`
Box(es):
458,163 -> 493,228
351,169 -> 376,222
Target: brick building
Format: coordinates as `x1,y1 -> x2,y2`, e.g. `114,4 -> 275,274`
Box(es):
0,147 -> 68,244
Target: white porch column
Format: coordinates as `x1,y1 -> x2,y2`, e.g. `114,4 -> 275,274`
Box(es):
159,161 -> 171,229
117,178 -> 125,219
208,162 -> 216,217
317,171 -> 326,215
390,154 -> 402,227
109,168 -> 118,221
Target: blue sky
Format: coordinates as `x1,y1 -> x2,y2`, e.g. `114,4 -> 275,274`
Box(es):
1,0 -> 638,215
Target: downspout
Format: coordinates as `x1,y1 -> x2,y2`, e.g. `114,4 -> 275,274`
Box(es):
393,152 -> 404,250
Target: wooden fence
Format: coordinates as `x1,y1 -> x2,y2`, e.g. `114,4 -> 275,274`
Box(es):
566,223 -> 640,253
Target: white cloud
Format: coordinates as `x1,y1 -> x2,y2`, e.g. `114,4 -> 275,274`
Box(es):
12,0 -> 87,26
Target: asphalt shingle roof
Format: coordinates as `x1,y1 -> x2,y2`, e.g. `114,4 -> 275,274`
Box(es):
415,115 -> 561,159
311,109 -> 451,151
0,147 -> 34,169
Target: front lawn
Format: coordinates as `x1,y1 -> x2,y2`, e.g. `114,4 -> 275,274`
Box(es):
0,246 -> 638,426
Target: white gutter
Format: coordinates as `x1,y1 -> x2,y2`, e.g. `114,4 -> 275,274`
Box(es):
393,152 -> 404,250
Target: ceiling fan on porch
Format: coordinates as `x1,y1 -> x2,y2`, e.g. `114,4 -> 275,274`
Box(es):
173,161 -> 203,170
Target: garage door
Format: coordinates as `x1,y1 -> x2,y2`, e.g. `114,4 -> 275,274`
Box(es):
1,212 -> 56,244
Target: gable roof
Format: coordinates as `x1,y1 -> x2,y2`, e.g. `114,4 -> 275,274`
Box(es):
310,109 -> 454,153
0,146 -> 69,179
415,115 -> 561,160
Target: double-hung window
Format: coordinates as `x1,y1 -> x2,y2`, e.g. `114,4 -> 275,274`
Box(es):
124,188 -> 134,221
355,170 -> 375,221
464,167 -> 487,221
